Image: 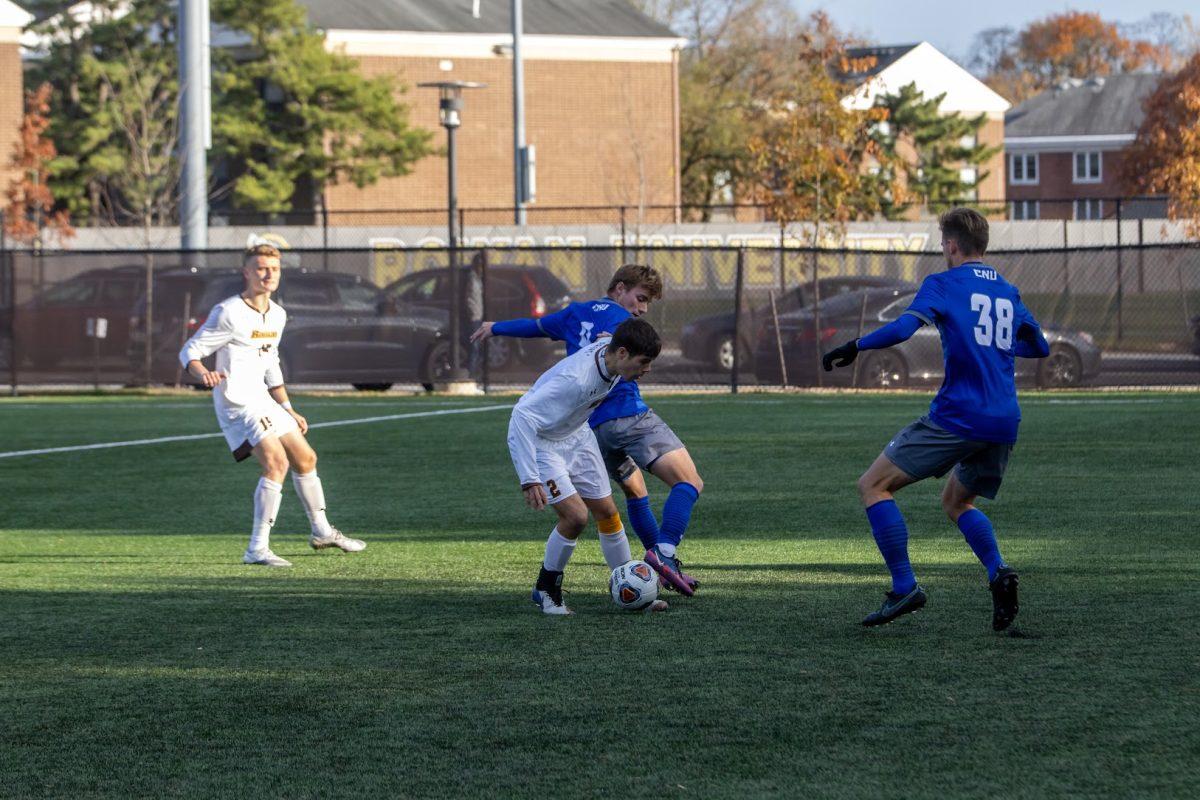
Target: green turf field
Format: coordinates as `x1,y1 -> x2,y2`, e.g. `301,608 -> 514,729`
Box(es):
0,391 -> 1196,798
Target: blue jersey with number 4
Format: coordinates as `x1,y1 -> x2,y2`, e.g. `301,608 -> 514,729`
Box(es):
904,263 -> 1041,444
535,299 -> 648,426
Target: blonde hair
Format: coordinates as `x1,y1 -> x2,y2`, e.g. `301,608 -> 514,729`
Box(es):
608,264 -> 663,300
243,243 -> 281,265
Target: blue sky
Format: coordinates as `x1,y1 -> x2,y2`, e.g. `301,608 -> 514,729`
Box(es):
791,1 -> 1196,64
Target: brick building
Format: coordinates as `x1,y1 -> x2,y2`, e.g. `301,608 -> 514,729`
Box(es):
296,0 -> 686,223
1004,74 -> 1163,221
0,1 -> 32,194
840,42 -> 1010,213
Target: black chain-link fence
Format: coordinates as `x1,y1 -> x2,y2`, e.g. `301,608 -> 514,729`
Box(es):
2,244 -> 1197,392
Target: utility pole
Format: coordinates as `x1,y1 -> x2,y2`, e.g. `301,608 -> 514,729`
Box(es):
512,0 -> 528,226
179,0 -> 210,250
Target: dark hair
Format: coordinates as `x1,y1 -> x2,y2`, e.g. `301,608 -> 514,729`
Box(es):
939,207 -> 989,255
243,243 -> 281,265
608,318 -> 661,359
608,264 -> 663,299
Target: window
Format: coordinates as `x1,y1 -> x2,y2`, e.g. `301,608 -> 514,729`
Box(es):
1073,151 -> 1102,183
337,280 -> 380,312
877,294 -> 916,322
1010,200 -> 1039,220
1009,153 -> 1038,185
279,276 -> 336,308
1074,198 -> 1103,220
959,167 -> 977,186
959,134 -> 977,149
40,280 -> 98,306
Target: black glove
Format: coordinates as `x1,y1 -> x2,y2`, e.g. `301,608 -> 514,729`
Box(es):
822,339 -> 859,371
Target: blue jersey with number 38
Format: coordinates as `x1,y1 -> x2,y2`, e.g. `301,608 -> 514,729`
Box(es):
904,263 -> 1041,444
536,299 -> 648,427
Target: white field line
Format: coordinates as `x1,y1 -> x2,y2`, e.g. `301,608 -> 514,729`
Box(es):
0,404 -> 513,460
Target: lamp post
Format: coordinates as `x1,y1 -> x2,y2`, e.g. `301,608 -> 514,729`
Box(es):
418,80 -> 486,391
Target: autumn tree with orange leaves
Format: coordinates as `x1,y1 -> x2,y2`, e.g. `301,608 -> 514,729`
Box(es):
5,83 -> 72,246
970,12 -> 1176,102
1123,54 -> 1200,235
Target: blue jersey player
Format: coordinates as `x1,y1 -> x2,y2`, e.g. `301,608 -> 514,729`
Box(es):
471,264 -> 703,596
822,208 -> 1049,630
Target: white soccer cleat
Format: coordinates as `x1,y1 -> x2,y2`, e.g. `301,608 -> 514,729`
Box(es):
531,588 -> 573,616
309,528 -> 366,553
645,599 -> 669,613
243,549 -> 292,567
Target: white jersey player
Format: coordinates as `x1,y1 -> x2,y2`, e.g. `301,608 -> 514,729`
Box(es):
508,318 -> 663,615
179,244 -> 365,566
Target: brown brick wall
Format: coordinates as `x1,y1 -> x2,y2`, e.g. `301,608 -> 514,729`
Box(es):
976,117 -> 1004,204
0,42 -> 23,198
1007,149 -> 1131,219
324,55 -> 679,224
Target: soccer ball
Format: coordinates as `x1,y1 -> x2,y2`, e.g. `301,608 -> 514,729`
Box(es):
609,560 -> 659,611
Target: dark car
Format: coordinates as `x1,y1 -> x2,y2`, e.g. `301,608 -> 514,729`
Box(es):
380,264 -> 572,372
680,276 -> 917,371
13,266 -> 146,369
1190,313 -> 1200,356
755,287 -> 1102,388
131,267 -> 451,390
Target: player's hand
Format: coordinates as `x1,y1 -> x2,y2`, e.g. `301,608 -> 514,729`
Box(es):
469,322 -> 494,344
522,483 -> 548,511
822,340 -> 859,371
288,409 -> 308,435
197,368 -> 227,388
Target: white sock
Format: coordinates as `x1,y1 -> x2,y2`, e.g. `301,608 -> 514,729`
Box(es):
598,529 -> 632,570
657,542 -> 677,558
249,477 -> 284,554
542,528 -> 578,572
291,471 -> 332,537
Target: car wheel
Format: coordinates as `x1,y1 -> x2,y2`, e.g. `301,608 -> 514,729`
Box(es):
352,383 -> 394,392
714,334 -> 753,372
420,340 -> 453,392
486,337 -> 514,370
858,351 -> 908,389
1037,344 -> 1083,388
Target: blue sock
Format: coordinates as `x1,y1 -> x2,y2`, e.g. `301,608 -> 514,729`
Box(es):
626,496 -> 660,551
659,483 -> 700,550
865,500 -> 917,595
957,508 -> 1005,581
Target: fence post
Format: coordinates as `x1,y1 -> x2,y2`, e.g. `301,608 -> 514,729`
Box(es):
320,197 -> 330,273
619,206 -> 627,266
1137,217 -> 1145,294
1115,197 -> 1124,341
731,247 -> 745,395
480,248 -> 490,394
811,247 -> 823,389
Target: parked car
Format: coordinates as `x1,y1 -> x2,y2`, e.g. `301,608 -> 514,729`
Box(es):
13,266 -> 145,368
131,267 -> 451,390
379,264 -> 572,372
1190,313 -> 1200,356
680,276 -> 917,371
755,286 -> 1102,388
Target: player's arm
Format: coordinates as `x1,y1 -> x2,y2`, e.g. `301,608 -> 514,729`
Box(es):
822,315 -> 924,371
179,306 -> 233,386
266,358 -> 307,435
1013,298 -> 1050,358
506,374 -> 578,510
472,305 -> 572,345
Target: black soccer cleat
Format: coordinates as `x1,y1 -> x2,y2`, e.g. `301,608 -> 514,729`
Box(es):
862,585 -> 928,627
989,566 -> 1020,631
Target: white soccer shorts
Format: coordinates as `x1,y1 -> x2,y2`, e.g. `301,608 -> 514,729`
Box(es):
535,427 -> 612,504
214,395 -> 299,462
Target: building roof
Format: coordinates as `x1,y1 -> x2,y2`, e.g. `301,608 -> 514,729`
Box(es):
838,44 -> 920,82
841,41 -> 1010,116
1005,74 -> 1162,138
295,0 -> 677,39
0,0 -> 33,27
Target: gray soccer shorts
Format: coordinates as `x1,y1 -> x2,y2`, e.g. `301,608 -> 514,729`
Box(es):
592,410 -> 685,483
883,416 -> 1013,499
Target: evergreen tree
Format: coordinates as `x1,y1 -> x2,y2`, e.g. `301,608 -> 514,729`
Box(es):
26,0 -> 433,220
870,83 -> 1000,219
